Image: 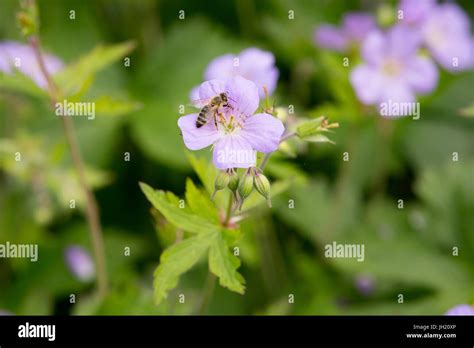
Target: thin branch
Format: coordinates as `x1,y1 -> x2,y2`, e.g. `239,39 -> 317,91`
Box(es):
29,35 -> 108,298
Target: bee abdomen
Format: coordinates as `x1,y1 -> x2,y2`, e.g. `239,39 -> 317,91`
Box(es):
196,107 -> 209,128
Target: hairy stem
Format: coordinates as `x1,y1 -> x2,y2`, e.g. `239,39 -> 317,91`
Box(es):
29,35 -> 108,298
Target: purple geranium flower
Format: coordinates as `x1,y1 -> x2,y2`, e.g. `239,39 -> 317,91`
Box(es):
179,76 -> 285,170
398,0 -> 436,26
315,12 -> 376,53
64,246 -> 95,282
421,3 -> 474,72
355,275 -> 375,296
398,1 -> 474,72
350,25 -> 438,107
0,41 -> 63,89
199,47 -> 279,97
445,304 -> 474,316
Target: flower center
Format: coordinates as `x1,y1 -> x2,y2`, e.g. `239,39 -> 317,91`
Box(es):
217,112 -> 244,134
382,58 -> 403,76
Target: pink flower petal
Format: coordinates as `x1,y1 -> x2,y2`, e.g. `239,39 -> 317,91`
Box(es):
224,76 -> 259,117
404,56 -> 438,94
350,64 -> 384,104
239,113 -> 285,153
198,79 -> 226,101
315,25 -> 348,52
177,114 -> 222,150
204,54 -> 236,80
212,135 -> 256,169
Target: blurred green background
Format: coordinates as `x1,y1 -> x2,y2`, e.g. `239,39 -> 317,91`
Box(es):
0,0 -> 473,315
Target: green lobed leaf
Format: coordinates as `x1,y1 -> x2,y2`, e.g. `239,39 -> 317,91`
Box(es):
185,178 -> 219,223
153,232 -> 214,304
208,232 -> 245,294
139,182 -> 219,234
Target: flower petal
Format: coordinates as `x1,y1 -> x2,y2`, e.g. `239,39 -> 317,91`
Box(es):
224,76 -> 259,117
343,12 -> 376,42
350,64 -> 384,104
239,113 -> 285,153
198,79 -> 226,101
404,56 -> 438,94
238,48 -> 279,96
398,0 -> 436,25
387,25 -> 421,59
212,135 -> 256,169
204,54 -> 236,80
361,30 -> 386,65
314,25 -> 348,52
380,77 -> 415,104
177,114 -> 222,150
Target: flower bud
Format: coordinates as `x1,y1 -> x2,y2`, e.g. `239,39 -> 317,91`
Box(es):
237,169 -> 254,209
296,116 -> 325,138
253,170 -> 272,208
227,169 -> 240,193
211,171 -> 230,200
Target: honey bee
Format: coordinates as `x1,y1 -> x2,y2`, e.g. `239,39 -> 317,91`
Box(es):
194,93 -> 232,128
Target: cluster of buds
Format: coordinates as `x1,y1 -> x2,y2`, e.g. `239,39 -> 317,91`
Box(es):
212,167 -> 272,210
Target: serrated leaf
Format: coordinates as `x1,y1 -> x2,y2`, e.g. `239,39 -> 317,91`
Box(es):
209,232 -> 245,294
54,41 -> 135,96
154,232 -> 214,304
140,182 -> 219,234
185,178 -> 219,223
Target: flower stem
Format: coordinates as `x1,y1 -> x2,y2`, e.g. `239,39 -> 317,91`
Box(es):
224,193 -> 234,226
198,272 -> 216,315
29,35 -> 108,298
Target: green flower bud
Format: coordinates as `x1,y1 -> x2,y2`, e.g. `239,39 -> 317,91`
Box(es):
228,169 -> 240,193
296,116 -> 325,139
237,169 -> 254,209
254,170 -> 272,208
211,171 -> 230,200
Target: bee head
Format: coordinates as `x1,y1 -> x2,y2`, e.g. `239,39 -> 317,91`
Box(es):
220,93 -> 228,102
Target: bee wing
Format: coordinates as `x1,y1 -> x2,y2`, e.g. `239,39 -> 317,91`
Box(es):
190,97 -> 212,108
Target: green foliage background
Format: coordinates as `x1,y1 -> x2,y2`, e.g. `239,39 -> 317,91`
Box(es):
0,0 -> 473,315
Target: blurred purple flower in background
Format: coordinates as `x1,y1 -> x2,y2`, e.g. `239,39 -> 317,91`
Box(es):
355,275 -> 375,296
315,12 -> 376,53
421,3 -> 474,72
201,47 -> 279,98
179,76 -> 284,170
0,310 -> 13,315
350,25 -> 438,107
445,304 -> 474,316
65,246 -> 95,282
399,1 -> 474,72
398,0 -> 436,25
0,41 -> 63,89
